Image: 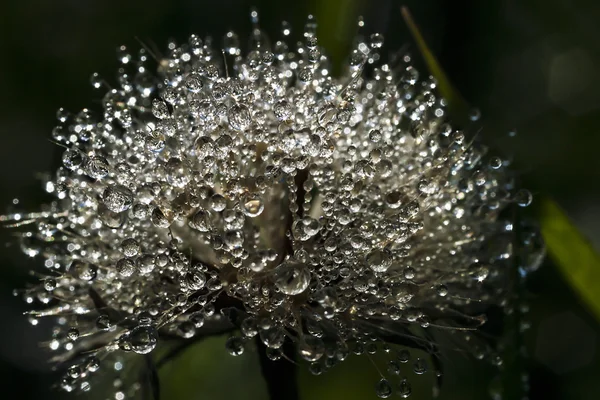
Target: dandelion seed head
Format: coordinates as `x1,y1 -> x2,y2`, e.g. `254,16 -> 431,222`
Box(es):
5,11 -> 545,398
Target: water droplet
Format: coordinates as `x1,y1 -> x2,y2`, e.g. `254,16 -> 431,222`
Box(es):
489,157 -> 502,169
86,357 -> 100,372
468,263 -> 489,282
436,284 -> 448,297
298,336 -> 325,362
241,317 -> 258,338
184,74 -> 203,93
71,261 -> 98,281
469,108 -> 481,121
366,249 -> 392,273
120,238 -> 140,257
152,98 -> 169,119
417,179 -> 439,195
103,185 -> 134,213
67,327 -> 80,341
225,336 -> 245,356
96,315 -> 113,330
369,129 -> 382,142
375,378 -> 392,398
397,349 -> 410,363
369,33 -> 384,49
260,327 -> 285,348
165,157 -> 191,188
387,360 -> 401,375
242,193 -> 264,217
397,379 -> 412,398
228,104 -> 251,131
116,258 -> 135,277
515,189 -> 532,207
86,156 -> 109,179
44,279 -> 57,291
273,260 -> 311,295
62,149 -> 84,170
151,207 -> 172,228
209,194 -> 227,212
413,358 -> 427,374
274,100 -> 292,121
128,325 -> 158,354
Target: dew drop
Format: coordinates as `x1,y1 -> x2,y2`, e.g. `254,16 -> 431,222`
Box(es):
515,189 -> 532,207
369,129 -> 382,142
298,336 -> 325,362
242,193 -> 264,217
489,156 -> 502,169
397,378 -> 412,398
165,157 -> 191,188
86,156 -> 110,179
273,260 -> 311,295
71,261 -> 98,282
225,336 -> 245,356
375,378 -> 392,398
366,249 -> 392,273
209,194 -> 227,212
241,317 -> 258,338
151,207 -> 172,228
413,357 -> 428,375
103,185 -> 134,213
260,327 -> 285,349
116,258 -> 135,277
274,100 -> 292,121
228,104 -> 251,131
62,149 -> 84,170
67,327 -> 80,341
120,238 -> 140,257
128,325 -> 158,354
397,349 -> 410,363
152,98 -> 169,119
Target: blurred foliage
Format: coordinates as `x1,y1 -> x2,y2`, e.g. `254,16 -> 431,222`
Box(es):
540,199 -> 600,320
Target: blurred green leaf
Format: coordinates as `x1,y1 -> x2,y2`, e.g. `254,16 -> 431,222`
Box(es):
314,0 -> 360,73
540,198 -> 600,320
158,335 -> 268,400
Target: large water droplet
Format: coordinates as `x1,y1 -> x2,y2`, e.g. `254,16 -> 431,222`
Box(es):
165,157 -> 191,188
397,379 -> 412,398
152,98 -> 169,119
128,325 -> 158,354
190,209 -> 212,232
242,193 -> 264,217
225,336 -> 245,356
62,149 -> 84,170
228,104 -> 251,131
71,261 -> 98,281
86,156 -> 110,179
375,378 -> 392,398
366,249 -> 392,273
116,258 -> 135,277
298,336 -> 325,362
273,260 -> 311,295
103,185 -> 134,213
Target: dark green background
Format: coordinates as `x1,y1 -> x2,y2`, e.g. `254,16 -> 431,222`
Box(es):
0,0 -> 599,398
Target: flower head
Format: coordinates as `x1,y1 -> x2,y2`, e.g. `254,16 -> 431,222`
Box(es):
5,11 -> 543,398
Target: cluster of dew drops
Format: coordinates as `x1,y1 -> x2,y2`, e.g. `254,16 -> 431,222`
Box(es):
4,10 -> 545,399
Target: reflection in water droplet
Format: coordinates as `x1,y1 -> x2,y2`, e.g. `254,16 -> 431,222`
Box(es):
225,336 -> 245,356
273,261 -> 311,295
103,185 -> 134,213
128,325 -> 158,354
375,378 -> 392,398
